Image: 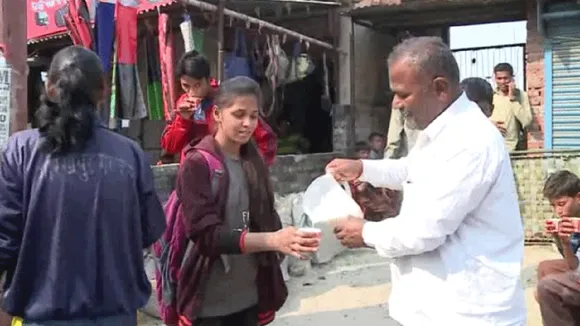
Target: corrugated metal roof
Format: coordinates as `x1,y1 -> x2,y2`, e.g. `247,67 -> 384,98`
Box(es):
138,0 -> 179,14
352,0 -> 517,10
27,32 -> 70,45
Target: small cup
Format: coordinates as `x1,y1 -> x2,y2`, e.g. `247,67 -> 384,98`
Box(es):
298,227 -> 322,238
569,218 -> 580,232
298,227 -> 322,260
545,218 -> 560,233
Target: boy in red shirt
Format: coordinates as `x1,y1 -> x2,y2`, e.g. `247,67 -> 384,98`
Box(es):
160,51 -> 277,165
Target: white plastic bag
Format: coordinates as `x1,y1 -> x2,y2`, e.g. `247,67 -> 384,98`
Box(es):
302,174 -> 363,263
303,174 -> 363,223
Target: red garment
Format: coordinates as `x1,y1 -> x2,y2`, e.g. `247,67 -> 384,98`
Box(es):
158,13 -> 176,121
161,82 -> 277,166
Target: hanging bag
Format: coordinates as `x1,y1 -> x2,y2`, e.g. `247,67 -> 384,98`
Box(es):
287,41 -> 315,84
265,35 -> 289,85
224,29 -> 252,79
320,52 -> 333,115
251,37 -> 265,81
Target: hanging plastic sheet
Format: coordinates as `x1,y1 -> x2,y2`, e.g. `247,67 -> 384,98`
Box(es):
224,29 -> 252,79
145,32 -> 164,121
95,0 -> 116,74
115,0 -> 147,120
158,13 -> 176,121
64,0 -> 94,49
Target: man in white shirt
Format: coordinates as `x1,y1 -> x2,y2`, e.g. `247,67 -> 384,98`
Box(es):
326,36 -> 526,326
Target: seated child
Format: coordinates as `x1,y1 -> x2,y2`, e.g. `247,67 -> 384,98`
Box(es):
350,141 -> 401,221
367,132 -> 386,159
536,170 -> 580,326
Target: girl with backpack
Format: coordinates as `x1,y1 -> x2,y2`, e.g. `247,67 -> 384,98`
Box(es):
174,76 -> 319,326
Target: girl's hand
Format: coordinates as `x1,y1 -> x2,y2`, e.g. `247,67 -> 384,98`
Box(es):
272,227 -> 320,258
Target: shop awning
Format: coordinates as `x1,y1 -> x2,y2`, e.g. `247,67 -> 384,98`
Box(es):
346,0 -> 526,30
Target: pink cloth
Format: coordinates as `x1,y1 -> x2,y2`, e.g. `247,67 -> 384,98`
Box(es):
159,13 -> 176,121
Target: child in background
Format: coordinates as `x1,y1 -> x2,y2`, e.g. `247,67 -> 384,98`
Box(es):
160,51 -> 277,165
350,142 -> 401,221
354,141 -> 370,159
367,132 -> 386,159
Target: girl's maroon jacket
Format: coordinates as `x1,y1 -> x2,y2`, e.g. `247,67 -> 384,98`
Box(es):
175,135 -> 287,326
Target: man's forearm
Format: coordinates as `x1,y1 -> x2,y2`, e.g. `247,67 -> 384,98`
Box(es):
561,240 -> 579,270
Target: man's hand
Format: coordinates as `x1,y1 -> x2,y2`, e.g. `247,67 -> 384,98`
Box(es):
508,81 -> 516,101
326,159 -> 363,182
559,218 -> 576,243
334,217 -> 366,248
492,121 -> 507,137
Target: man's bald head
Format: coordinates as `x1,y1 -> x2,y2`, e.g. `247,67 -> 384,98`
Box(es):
388,36 -> 460,86
387,36 -> 462,130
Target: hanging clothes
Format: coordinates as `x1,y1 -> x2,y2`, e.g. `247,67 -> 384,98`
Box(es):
94,0 -> 116,122
95,0 -> 116,74
180,14 -> 195,53
159,13 -> 176,121
224,29 -> 252,80
145,32 -> 164,121
114,0 -> 147,120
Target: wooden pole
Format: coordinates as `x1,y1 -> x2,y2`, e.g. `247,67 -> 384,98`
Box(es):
216,0 -> 226,81
0,0 -> 28,141
179,0 -> 342,53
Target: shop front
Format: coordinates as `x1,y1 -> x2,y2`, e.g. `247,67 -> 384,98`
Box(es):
540,0 -> 580,149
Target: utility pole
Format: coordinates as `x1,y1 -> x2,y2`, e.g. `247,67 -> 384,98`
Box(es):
0,0 -> 25,322
0,0 -> 28,146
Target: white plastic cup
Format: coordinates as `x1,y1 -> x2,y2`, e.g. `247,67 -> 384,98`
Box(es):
298,227 -> 322,237
298,227 -> 322,260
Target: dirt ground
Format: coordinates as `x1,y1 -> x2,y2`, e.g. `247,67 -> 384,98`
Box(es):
138,245 -> 560,326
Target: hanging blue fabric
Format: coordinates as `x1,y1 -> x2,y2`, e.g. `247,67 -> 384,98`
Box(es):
224,29 -> 252,80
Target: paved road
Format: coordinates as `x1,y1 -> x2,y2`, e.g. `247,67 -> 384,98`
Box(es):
139,245 -> 559,326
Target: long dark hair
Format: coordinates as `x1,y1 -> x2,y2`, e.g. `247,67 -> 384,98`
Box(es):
36,46 -> 105,154
214,77 -> 278,232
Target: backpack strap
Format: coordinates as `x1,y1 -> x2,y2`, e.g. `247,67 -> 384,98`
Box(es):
193,149 -> 231,273
197,149 -> 223,198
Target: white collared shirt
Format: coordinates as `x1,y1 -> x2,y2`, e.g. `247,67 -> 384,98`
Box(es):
360,93 -> 526,326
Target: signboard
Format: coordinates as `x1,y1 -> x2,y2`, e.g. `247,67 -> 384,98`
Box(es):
27,0 -> 85,41
0,67 -> 11,150
27,0 -> 175,41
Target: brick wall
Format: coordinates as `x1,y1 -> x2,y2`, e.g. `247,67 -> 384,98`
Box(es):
526,0 -> 545,149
